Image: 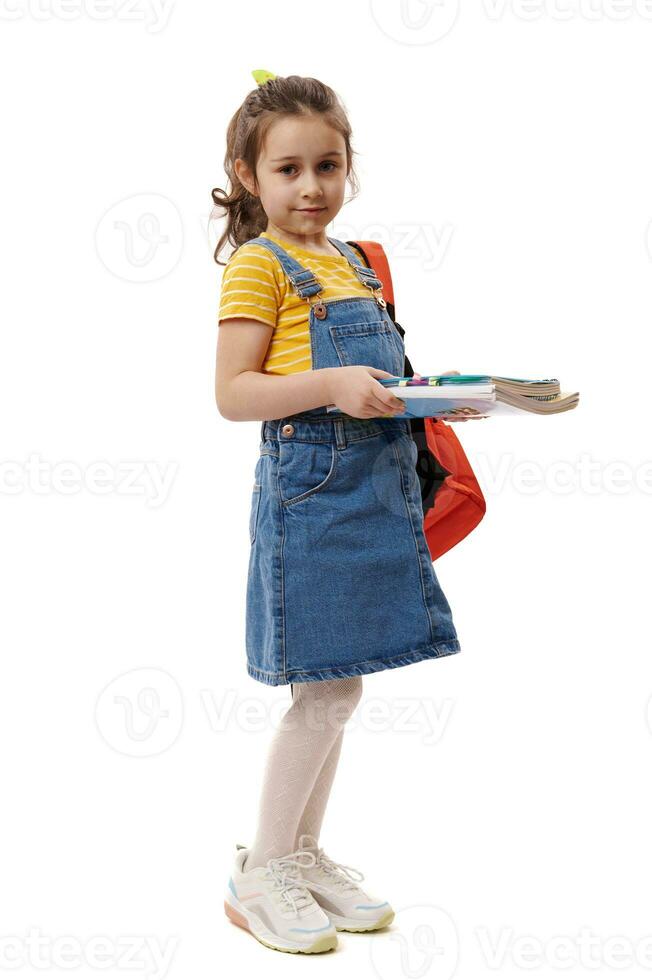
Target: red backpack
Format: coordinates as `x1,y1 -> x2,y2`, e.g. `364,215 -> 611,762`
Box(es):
348,240 -> 487,561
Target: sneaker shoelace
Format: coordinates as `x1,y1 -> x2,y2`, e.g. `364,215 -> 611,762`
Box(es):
298,834 -> 365,893
263,849 -> 320,915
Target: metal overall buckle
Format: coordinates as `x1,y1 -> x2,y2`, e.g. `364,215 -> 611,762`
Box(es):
307,289 -> 385,318
307,293 -> 328,319
373,289 -> 387,310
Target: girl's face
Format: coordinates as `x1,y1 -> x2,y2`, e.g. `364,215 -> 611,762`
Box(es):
236,114 -> 348,248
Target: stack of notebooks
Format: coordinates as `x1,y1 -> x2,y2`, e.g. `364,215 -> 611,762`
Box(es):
326,374 -> 580,421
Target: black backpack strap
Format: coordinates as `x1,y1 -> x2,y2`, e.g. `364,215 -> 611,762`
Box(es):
346,240 -> 408,355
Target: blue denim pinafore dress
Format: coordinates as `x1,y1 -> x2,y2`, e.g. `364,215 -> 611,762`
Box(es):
245,235 -> 461,686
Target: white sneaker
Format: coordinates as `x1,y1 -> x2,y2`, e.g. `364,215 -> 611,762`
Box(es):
295,834 -> 395,932
224,844 -> 338,954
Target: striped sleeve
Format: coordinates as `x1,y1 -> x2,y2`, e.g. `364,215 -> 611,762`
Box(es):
218,244 -> 280,327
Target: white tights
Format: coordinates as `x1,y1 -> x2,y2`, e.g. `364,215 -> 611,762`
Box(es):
243,676 -> 363,871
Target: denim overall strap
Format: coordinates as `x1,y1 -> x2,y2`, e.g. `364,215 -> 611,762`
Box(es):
246,235 -> 385,298
327,237 -> 385,292
246,236 -> 324,299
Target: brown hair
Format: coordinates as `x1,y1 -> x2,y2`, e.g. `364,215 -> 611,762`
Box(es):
210,74 -> 361,266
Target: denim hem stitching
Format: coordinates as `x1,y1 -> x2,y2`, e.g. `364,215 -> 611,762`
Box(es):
246,639 -> 461,686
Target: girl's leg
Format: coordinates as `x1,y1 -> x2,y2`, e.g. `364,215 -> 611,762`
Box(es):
244,675 -> 362,871
293,729 -> 344,852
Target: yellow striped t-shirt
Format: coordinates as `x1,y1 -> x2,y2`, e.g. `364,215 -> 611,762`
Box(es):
218,231 -> 376,376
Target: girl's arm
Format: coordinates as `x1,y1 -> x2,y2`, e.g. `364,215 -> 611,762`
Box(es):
215,317 -> 336,422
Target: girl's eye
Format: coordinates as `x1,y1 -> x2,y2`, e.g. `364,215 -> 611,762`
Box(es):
279,161 -> 339,175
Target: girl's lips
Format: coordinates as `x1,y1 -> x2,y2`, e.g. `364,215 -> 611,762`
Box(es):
297,208 -> 325,213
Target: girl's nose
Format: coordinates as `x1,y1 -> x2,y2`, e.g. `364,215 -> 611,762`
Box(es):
301,179 -> 324,199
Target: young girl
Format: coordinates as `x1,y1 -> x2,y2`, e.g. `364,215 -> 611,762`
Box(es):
212,71 -> 461,955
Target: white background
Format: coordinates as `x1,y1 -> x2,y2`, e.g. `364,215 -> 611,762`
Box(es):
1,0 -> 651,976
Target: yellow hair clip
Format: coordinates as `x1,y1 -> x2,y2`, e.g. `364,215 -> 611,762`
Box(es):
251,69 -> 277,87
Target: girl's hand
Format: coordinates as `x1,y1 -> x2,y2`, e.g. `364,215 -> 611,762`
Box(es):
326,366 -> 406,419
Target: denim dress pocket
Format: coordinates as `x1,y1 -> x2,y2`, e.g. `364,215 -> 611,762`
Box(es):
329,318 -> 404,377
278,439 -> 337,507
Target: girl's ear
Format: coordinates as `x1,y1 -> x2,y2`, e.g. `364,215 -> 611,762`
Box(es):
234,158 -> 258,198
